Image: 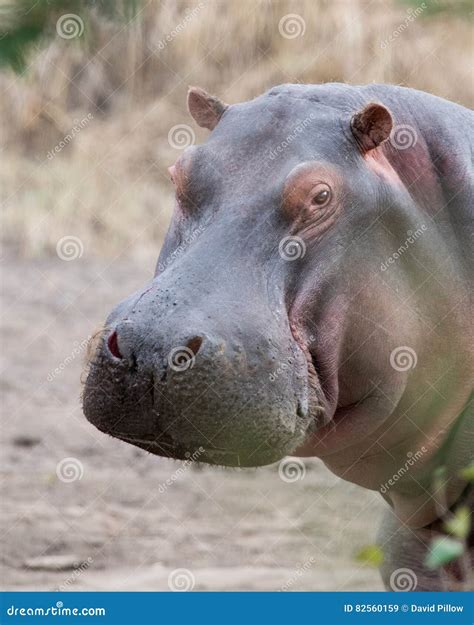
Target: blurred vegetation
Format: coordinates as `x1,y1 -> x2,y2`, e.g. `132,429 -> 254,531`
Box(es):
357,463 -> 474,589
422,466 -> 473,590
400,0 -> 474,17
1,1 -> 471,73
354,544 -> 384,567
0,1 -> 139,72
459,463 -> 474,482
0,0 -> 472,257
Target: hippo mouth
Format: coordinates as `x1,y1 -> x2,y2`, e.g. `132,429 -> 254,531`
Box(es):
83,323 -> 327,469
102,424 -> 310,468
112,431 -> 281,467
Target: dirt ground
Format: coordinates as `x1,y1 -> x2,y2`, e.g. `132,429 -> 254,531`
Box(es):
0,252 -> 384,591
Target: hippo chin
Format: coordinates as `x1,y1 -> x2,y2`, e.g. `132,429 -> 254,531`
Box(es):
84,83 -> 473,590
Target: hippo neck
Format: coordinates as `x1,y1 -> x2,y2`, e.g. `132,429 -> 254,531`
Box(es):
387,392 -> 474,528
316,388 -> 473,529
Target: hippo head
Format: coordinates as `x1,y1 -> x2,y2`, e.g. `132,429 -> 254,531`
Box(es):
84,84 -> 407,468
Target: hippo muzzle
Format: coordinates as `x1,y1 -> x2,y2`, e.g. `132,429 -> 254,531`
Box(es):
83,248 -> 322,467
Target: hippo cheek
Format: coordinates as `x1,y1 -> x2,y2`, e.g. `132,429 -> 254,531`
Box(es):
83,312 -> 317,468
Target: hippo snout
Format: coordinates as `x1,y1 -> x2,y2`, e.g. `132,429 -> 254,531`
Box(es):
83,283 -> 317,467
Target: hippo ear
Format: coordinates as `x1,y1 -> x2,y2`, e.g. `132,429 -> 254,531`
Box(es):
187,86 -> 228,130
350,102 -> 393,153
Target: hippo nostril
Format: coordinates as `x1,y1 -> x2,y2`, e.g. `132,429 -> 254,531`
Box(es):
186,335 -> 203,356
107,330 -> 123,359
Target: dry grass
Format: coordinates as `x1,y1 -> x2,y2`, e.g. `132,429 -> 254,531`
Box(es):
1,0 -> 472,256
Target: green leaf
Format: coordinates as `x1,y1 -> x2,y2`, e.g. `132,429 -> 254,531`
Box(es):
425,537 -> 464,569
444,506 -> 471,540
433,465 -> 447,491
459,463 -> 474,482
0,24 -> 44,73
354,544 -> 384,567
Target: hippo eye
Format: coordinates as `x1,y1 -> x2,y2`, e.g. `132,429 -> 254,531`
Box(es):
311,184 -> 332,207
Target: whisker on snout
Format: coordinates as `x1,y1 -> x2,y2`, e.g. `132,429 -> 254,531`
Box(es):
80,325 -> 109,386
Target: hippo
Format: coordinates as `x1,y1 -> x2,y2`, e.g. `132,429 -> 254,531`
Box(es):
83,83 -> 473,591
